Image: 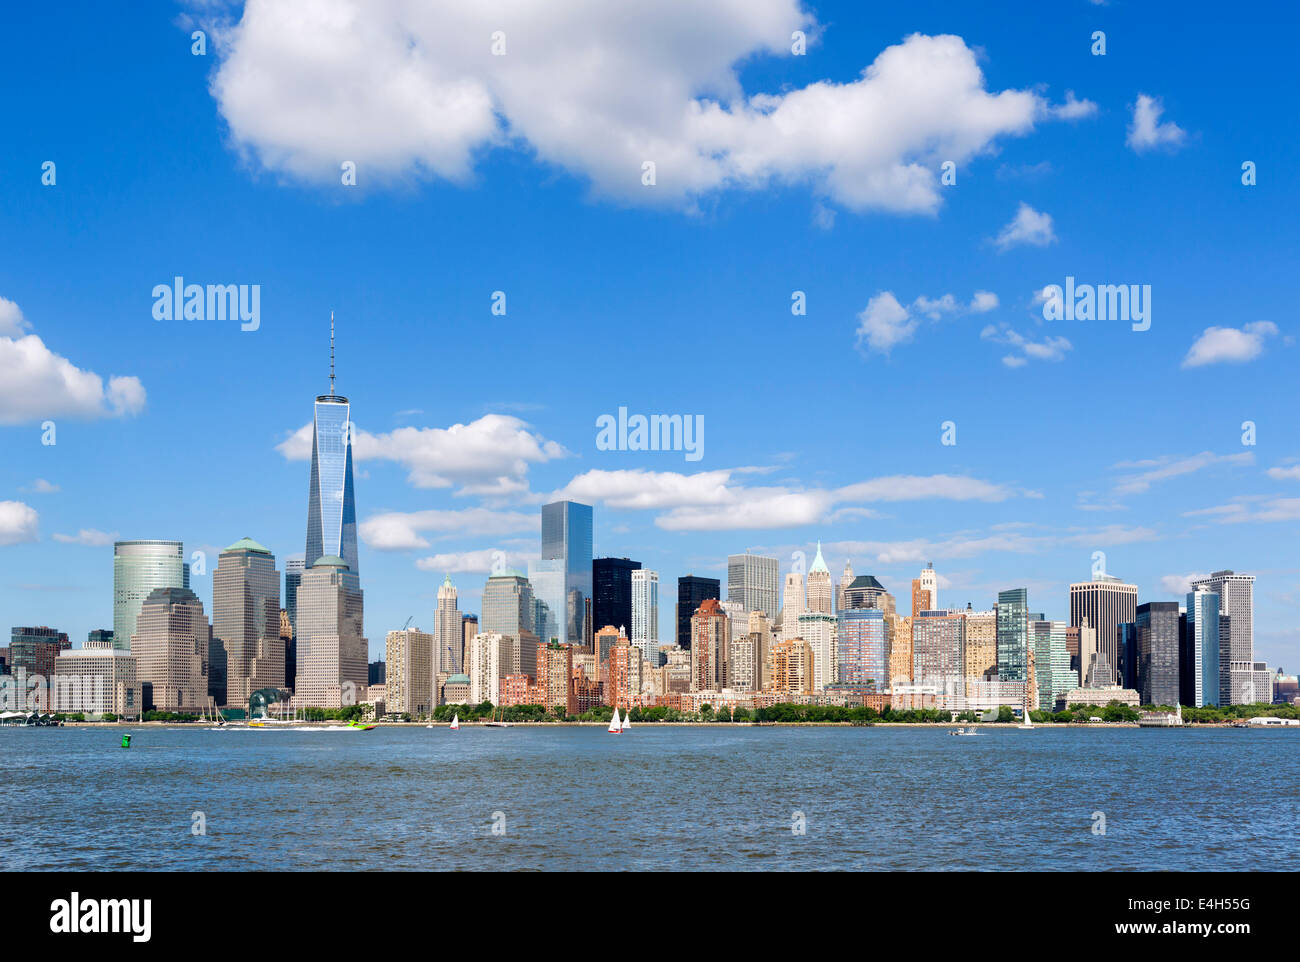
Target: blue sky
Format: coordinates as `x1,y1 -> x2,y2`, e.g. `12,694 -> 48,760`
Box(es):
2,0 -> 1298,671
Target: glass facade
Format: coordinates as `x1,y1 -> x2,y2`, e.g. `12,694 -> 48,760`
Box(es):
995,588 -> 1029,682
1136,602 -> 1180,706
913,610 -> 966,690
593,557 -> 640,635
538,501 -> 592,645
305,396 -> 358,574
836,607 -> 887,689
1029,619 -> 1075,710
727,553 -> 780,620
1184,590 -> 1221,707
676,575 -> 720,650
482,573 -> 539,675
113,540 -> 188,652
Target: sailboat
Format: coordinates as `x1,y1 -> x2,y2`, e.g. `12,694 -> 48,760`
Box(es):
1018,699 -> 1035,730
607,708 -> 622,734
449,713 -> 459,731
621,711 -> 631,731
484,705 -> 512,727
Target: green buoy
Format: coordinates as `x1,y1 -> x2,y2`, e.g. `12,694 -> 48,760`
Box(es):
121,734 -> 131,748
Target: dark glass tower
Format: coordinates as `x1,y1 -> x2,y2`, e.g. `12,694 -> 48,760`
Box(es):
305,316 -> 358,574
593,557 -> 640,634
1136,601 -> 1180,706
532,501 -> 593,645
676,575 -> 720,650
996,588 -> 1029,682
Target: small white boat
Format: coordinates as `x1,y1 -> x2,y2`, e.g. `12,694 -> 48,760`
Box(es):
1018,703 -> 1035,729
621,711 -> 631,731
607,709 -> 622,734
449,714 -> 459,731
949,727 -> 977,736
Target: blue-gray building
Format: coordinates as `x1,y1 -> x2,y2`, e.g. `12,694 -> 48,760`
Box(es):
996,588 -> 1029,682
305,322 -> 358,574
1183,590 -> 1221,707
528,501 -> 592,646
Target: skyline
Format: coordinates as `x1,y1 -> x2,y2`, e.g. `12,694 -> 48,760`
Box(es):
2,1 -> 1299,670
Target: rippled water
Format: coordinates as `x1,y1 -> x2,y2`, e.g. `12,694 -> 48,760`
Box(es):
4,725 -> 1296,870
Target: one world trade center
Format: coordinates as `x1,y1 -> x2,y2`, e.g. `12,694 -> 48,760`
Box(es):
305,315 -> 359,574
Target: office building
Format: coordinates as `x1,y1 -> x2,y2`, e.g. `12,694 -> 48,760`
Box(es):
1029,619 -> 1076,710
434,575 -> 462,676
797,610 -> 837,691
1182,590 -> 1221,708
531,500 -> 593,646
9,626 -> 70,681
212,537 -> 283,709
727,552 -> 779,620
836,560 -> 855,613
630,568 -> 659,666
1136,602 -> 1180,707
386,627 -> 434,715
805,543 -> 833,614
132,587 -> 210,713
1190,570 -> 1256,705
676,575 -> 719,650
963,608 -> 997,682
593,558 -> 640,636
481,571 -> 539,679
113,540 -> 188,652
842,574 -> 892,613
304,320 -> 359,573
1069,575 -> 1138,687
294,556 -> 367,709
914,610 -> 966,694
690,599 -> 729,691
996,588 -> 1029,682
53,636 -> 141,720
836,607 -> 888,689
748,610 -> 773,690
780,570 -> 805,642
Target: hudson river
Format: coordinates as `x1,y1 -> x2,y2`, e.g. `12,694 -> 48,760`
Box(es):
6,725 -> 1297,871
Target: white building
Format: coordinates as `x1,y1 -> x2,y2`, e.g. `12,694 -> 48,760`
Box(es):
434,575 -> 462,676
52,640 -> 141,720
796,611 -> 837,692
806,543 -> 833,615
467,631 -> 515,705
630,569 -> 659,666
385,627 -> 433,715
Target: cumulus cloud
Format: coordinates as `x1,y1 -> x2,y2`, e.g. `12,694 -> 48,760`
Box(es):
1267,464 -> 1300,481
278,413 -> 566,494
857,289 -> 997,356
993,202 -> 1056,250
1161,573 -> 1209,595
199,2 -> 1083,214
555,467 -> 1021,532
0,501 -> 39,545
414,548 -> 536,574
1182,321 -> 1278,368
359,507 -> 536,551
0,301 -> 147,425
52,528 -> 118,546
1126,93 -> 1186,153
980,324 -> 1071,366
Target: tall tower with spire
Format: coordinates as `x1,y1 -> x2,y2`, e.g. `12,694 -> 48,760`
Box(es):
305,313 -> 359,574
434,574 -> 462,676
806,542 -> 833,615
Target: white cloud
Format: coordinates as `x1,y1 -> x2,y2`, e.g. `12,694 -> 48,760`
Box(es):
857,289 -> 998,356
415,549 -> 536,574
278,413 -> 566,494
826,523 -> 1157,566
201,3 -> 1081,214
0,501 -> 39,545
23,479 -> 60,494
1182,321 -> 1278,368
0,327 -> 147,424
1161,573 -> 1209,595
1049,90 -> 1098,120
994,202 -> 1056,250
1267,465 -> 1300,481
1113,451 -> 1254,495
981,323 -> 1071,366
358,507 -> 536,551
1126,93 -> 1186,153
52,528 -> 118,546
0,296 -> 29,337
1182,497 -> 1300,524
557,467 -> 1021,532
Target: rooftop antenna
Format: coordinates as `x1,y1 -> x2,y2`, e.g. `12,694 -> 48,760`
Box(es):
329,312 -> 336,395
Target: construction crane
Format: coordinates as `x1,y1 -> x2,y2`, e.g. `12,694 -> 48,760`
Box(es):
401,616 -> 414,632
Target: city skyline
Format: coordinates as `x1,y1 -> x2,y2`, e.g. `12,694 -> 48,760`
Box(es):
1,1 -> 1298,674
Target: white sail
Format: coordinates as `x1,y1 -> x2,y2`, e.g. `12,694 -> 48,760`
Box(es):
621,712 -> 631,730
450,713 -> 459,730
607,709 -> 621,733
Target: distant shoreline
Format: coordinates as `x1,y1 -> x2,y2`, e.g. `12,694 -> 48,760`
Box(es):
31,719 -> 1289,730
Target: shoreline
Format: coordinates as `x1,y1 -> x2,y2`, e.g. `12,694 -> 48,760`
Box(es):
24,719 -> 1286,729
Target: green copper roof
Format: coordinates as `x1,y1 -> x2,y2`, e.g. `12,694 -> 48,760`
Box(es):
446,674 -> 470,685
810,541 -> 829,574
225,536 -> 271,554
312,554 -> 348,568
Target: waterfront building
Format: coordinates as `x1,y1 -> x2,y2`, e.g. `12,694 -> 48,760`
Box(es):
676,575 -> 720,650
607,640 -> 643,710
9,626 -> 70,682
963,607 -> 997,683
385,627 -> 433,715
530,500 -> 592,646
52,638 -> 141,720
914,610 -> 966,697
466,631 -> 515,705
728,631 -> 760,692
132,587 -> 210,713
1182,590 -> 1221,708
536,641 -> 576,715
773,638 -> 815,696
1136,602 -> 1180,707
213,537 -> 283,709
806,543 -> 833,615
1190,570 -> 1256,705
434,575 -> 462,676
442,673 -> 471,705
728,552 -> 779,620
630,569 -> 659,666
836,560 -> 855,613
294,555 -> 367,709
996,588 -> 1029,682
1029,619 -> 1076,710
747,610 -> 773,690
836,607 -> 888,690
304,323 -> 359,574
690,599 -> 729,691
797,610 -> 837,691
593,557 -> 640,638
481,571 -> 539,679
113,540 -> 188,652
1059,686 -> 1141,710
1069,574 -> 1138,687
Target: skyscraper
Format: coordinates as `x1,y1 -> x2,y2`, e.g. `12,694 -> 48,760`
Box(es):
212,537 -> 283,709
676,575 -> 720,650
481,571 -> 539,678
113,540 -> 188,652
913,610 -> 965,692
727,552 -> 779,620
1069,574 -> 1137,687
796,610 -> 837,691
593,557 -> 640,635
1136,601 -> 1180,707
630,569 -> 659,666
305,317 -> 359,574
779,570 -> 805,642
1190,570 -> 1256,704
805,543 -> 833,615
434,575 -> 462,676
690,599 -> 729,691
386,627 -> 433,715
1183,590 -> 1221,708
532,500 -> 592,646
132,587 -> 210,713
295,555 -> 367,708
996,588 -> 1029,682
285,556 -> 305,636
836,560 -> 855,613
1028,618 -> 1075,710
836,607 -> 887,689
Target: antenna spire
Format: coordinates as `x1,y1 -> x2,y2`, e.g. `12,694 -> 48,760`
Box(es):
329,312 -> 336,395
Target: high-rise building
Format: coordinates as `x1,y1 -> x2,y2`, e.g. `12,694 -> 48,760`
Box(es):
773,637 -> 814,696
1182,590 -> 1221,708
676,575 -> 719,650
284,556 -> 305,635
630,569 -> 659,666
481,572 -> 539,678
1069,575 -> 1137,687
805,543 -> 833,615
780,571 -> 805,642
304,318 -> 359,574
963,607 -> 997,682
720,599 -> 749,663
1136,602 -> 1180,706
113,540 -> 188,652
536,641 -> 576,715
842,574 -> 892,612
1190,570 -> 1256,704
386,627 -> 434,715
294,555 -> 367,709
212,538 -> 283,709
748,610 -> 773,690
532,500 -> 593,646
53,640 -> 140,720
606,640 -> 643,710
912,563 -> 938,617
1029,618 -> 1075,710
996,588 -> 1029,682
132,587 -> 210,713
836,607 -> 888,689
595,624 -> 623,673
593,558 -> 640,636
434,575 -> 462,676
836,560 -> 855,613
461,614 -> 478,671
727,552 -> 779,620
914,610 -> 965,693
467,631 -> 515,704
9,626 -> 70,681
797,610 -> 837,691
690,599 -> 729,691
